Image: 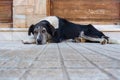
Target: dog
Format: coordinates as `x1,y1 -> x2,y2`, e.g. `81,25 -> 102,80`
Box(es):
22,16 -> 120,45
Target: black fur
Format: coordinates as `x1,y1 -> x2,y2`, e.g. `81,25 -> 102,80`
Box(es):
52,17 -> 109,43
28,24 -> 35,36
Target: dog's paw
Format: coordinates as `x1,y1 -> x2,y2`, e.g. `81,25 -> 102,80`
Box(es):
100,39 -> 108,45
22,40 -> 31,44
22,39 -> 36,44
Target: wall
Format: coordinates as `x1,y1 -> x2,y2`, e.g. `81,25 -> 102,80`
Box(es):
0,0 -> 47,40
0,0 -> 120,41
48,0 -> 120,25
13,0 -> 47,28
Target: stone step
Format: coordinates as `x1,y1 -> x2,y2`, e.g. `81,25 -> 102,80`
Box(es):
0,25 -> 120,41
0,28 -> 28,41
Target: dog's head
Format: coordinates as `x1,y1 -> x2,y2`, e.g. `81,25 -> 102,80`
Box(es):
28,20 -> 55,45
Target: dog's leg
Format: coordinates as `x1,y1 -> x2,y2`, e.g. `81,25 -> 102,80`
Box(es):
22,39 -> 36,44
22,36 -> 36,44
74,37 -> 86,43
80,31 -> 108,44
82,35 -> 107,44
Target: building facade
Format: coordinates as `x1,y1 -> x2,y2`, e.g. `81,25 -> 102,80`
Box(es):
0,0 -> 47,28
0,0 -> 120,40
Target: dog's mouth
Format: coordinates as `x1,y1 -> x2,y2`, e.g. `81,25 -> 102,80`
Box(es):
36,40 -> 46,45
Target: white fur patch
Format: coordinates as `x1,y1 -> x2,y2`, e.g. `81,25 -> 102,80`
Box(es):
40,16 -> 59,29
108,38 -> 120,44
22,36 -> 36,44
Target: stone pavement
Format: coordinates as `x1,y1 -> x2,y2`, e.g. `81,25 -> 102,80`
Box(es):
0,41 -> 120,80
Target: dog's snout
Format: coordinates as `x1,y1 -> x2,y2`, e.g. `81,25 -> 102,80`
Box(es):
37,39 -> 42,44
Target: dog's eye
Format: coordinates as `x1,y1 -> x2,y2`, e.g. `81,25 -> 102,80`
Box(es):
42,30 -> 46,33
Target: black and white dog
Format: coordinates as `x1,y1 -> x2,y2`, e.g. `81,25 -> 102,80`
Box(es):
22,16 -> 119,45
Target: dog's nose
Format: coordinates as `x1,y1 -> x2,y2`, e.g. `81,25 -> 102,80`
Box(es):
37,39 -> 42,44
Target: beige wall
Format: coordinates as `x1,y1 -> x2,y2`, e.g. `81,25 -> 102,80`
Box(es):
13,0 -> 47,28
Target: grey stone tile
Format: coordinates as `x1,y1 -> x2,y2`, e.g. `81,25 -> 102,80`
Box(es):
83,54 -> 112,62
0,32 -> 12,40
0,60 -> 33,69
37,53 -> 60,61
62,53 -> 87,61
0,41 -> 120,80
93,60 -> 120,69
0,50 -> 37,61
105,69 -> 120,80
67,69 -> 111,80
0,69 -> 25,80
0,60 -> 17,69
0,60 -> 5,66
37,44 -> 60,61
0,52 -> 14,61
0,50 -> 9,54
64,60 -> 95,69
31,61 -> 61,69
21,69 -> 64,80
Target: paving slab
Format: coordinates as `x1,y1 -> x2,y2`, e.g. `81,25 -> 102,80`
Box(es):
0,69 -> 26,80
67,69 -> 112,80
105,69 -> 120,80
64,60 -> 95,69
31,61 -> 61,69
0,41 -> 120,80
20,69 -> 64,80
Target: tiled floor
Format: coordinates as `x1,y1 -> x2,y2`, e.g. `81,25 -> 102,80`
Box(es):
0,41 -> 120,80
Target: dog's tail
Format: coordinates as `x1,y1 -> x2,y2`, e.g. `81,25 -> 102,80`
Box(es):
108,38 -> 120,44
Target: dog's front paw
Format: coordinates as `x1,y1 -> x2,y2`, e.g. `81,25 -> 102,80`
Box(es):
100,39 -> 108,45
22,39 -> 36,44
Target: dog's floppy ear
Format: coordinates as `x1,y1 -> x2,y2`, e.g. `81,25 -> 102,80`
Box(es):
28,24 -> 35,36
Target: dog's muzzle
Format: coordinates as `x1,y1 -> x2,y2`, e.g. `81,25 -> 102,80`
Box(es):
36,39 -> 42,45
